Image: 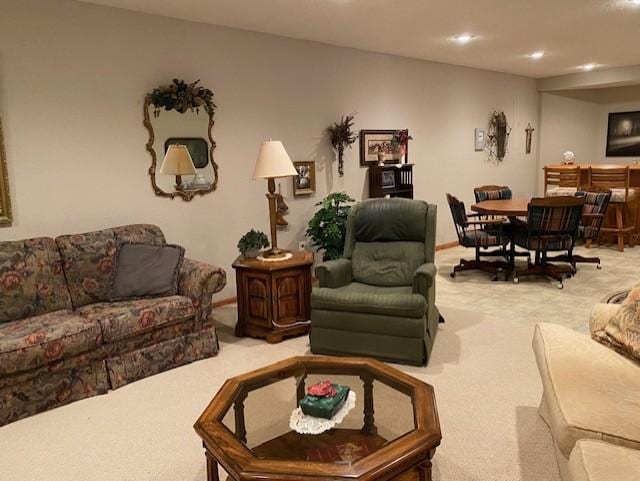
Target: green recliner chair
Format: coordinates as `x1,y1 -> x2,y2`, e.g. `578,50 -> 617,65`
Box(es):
310,198 -> 442,366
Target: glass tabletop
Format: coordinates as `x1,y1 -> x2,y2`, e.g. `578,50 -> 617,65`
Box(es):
220,370 -> 416,465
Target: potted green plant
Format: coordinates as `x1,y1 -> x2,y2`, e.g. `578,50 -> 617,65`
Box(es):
306,192 -> 355,261
237,229 -> 270,258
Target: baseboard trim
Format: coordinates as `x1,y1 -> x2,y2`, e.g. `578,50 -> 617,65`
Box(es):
436,240 -> 459,251
213,296 -> 237,307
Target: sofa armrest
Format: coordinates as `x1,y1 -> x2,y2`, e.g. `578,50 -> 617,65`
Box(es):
413,263 -> 437,297
178,258 -> 227,327
315,259 -> 352,288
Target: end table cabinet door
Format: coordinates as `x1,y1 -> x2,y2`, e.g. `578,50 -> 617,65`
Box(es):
272,269 -> 309,325
243,271 -> 272,329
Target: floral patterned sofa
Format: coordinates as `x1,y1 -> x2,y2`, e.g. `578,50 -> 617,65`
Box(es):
0,224 -> 226,426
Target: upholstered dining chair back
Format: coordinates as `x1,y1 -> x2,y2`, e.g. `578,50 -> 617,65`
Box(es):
446,193 -> 468,244
575,186 -> 612,241
473,185 -> 512,202
544,166 -> 581,195
342,198 -> 436,287
588,166 -> 631,203
526,196 -> 584,244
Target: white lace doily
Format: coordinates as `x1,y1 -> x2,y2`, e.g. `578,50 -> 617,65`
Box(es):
289,391 -> 356,435
257,252 -> 293,262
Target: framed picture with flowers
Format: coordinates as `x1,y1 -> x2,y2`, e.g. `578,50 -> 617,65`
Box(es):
359,130 -> 410,166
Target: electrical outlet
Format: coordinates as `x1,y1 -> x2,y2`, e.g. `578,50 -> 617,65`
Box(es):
298,240 -> 307,251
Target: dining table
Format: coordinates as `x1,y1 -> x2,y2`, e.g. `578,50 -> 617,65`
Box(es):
470,198 -> 531,277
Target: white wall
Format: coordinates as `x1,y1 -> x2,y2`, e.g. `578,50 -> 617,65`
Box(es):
0,0 -> 540,297
539,86 -> 640,183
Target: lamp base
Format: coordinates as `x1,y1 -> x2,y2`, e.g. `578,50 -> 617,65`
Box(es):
260,248 -> 290,260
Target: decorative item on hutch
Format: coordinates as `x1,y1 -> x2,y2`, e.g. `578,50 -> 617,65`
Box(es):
143,79 -> 218,201
327,115 -> 357,176
393,129 -> 413,164
486,111 -> 511,162
359,130 -> 406,166
562,151 -> 576,165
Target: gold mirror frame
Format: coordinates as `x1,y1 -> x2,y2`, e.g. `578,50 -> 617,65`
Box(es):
0,116 -> 12,226
143,95 -> 219,201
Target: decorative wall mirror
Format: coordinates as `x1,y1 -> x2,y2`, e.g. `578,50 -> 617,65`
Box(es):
143,79 -> 219,201
0,116 -> 12,226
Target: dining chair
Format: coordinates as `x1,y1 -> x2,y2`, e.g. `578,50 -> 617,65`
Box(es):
547,186 -> 612,270
446,193 -> 510,281
544,165 -> 581,197
588,165 -> 636,251
513,196 -> 584,289
473,185 -> 512,202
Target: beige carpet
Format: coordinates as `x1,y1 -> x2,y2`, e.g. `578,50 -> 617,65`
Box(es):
1,244 -> 637,481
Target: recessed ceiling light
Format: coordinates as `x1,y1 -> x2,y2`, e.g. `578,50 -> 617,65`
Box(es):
452,33 -> 476,44
580,63 -> 597,71
529,51 -> 545,59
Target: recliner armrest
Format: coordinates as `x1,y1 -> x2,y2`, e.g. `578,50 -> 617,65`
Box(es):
413,263 -> 437,296
315,259 -> 352,288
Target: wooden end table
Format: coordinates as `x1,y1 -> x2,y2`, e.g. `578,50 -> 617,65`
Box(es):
232,250 -> 313,343
194,356 -> 441,481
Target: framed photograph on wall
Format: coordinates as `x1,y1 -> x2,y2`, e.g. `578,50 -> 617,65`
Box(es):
292,160 -> 316,197
359,130 -> 406,166
165,137 -> 209,168
606,111 -> 640,157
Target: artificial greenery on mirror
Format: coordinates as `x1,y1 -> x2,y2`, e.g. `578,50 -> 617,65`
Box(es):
306,192 -> 355,261
327,115 -> 357,176
149,79 -> 216,117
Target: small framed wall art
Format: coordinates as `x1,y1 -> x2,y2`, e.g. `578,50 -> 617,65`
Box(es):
359,130 -> 405,166
606,111 -> 640,157
292,160 -> 316,197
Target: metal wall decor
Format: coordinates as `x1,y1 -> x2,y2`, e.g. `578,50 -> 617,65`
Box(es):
525,123 -> 535,155
0,116 -> 12,226
143,79 -> 219,201
486,111 -> 511,162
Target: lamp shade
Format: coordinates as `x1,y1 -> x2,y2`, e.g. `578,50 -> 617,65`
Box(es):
253,140 -> 297,179
159,145 -> 196,176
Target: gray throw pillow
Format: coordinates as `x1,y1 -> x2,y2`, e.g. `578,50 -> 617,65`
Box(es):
110,243 -> 185,301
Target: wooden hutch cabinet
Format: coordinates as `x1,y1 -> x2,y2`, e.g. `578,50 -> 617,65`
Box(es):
368,164 -> 414,199
232,251 -> 313,343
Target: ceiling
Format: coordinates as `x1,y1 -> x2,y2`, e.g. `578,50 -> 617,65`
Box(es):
78,0 -> 640,79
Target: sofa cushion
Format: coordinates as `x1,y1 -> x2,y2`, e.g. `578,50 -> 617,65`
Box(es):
591,287 -> 640,363
352,242 -> 425,286
311,283 -> 426,318
111,243 -> 184,301
56,229 -> 119,308
0,310 -> 102,376
533,323 -> 640,459
56,224 -> 166,308
0,238 -> 73,323
569,439 -> 640,481
76,295 -> 195,343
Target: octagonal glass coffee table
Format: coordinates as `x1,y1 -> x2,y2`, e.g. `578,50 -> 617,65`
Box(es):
194,356 -> 441,481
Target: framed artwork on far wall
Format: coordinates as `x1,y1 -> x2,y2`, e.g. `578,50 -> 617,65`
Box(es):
292,160 -> 316,197
165,137 -> 209,168
359,130 -> 405,166
606,111 -> 640,157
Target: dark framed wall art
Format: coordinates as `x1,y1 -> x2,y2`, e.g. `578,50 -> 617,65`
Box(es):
606,111 -> 640,157
359,130 -> 406,166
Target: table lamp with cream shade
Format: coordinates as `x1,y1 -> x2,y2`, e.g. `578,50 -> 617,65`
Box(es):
160,144 -> 196,191
253,139 -> 298,259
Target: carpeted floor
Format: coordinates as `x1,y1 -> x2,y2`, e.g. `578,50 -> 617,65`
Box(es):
1,244 -> 637,481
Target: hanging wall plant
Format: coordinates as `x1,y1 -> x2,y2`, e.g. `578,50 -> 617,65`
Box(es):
327,115 -> 357,176
149,79 -> 216,117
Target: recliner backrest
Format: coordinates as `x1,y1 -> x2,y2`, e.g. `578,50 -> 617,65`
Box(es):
343,198 -> 436,287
